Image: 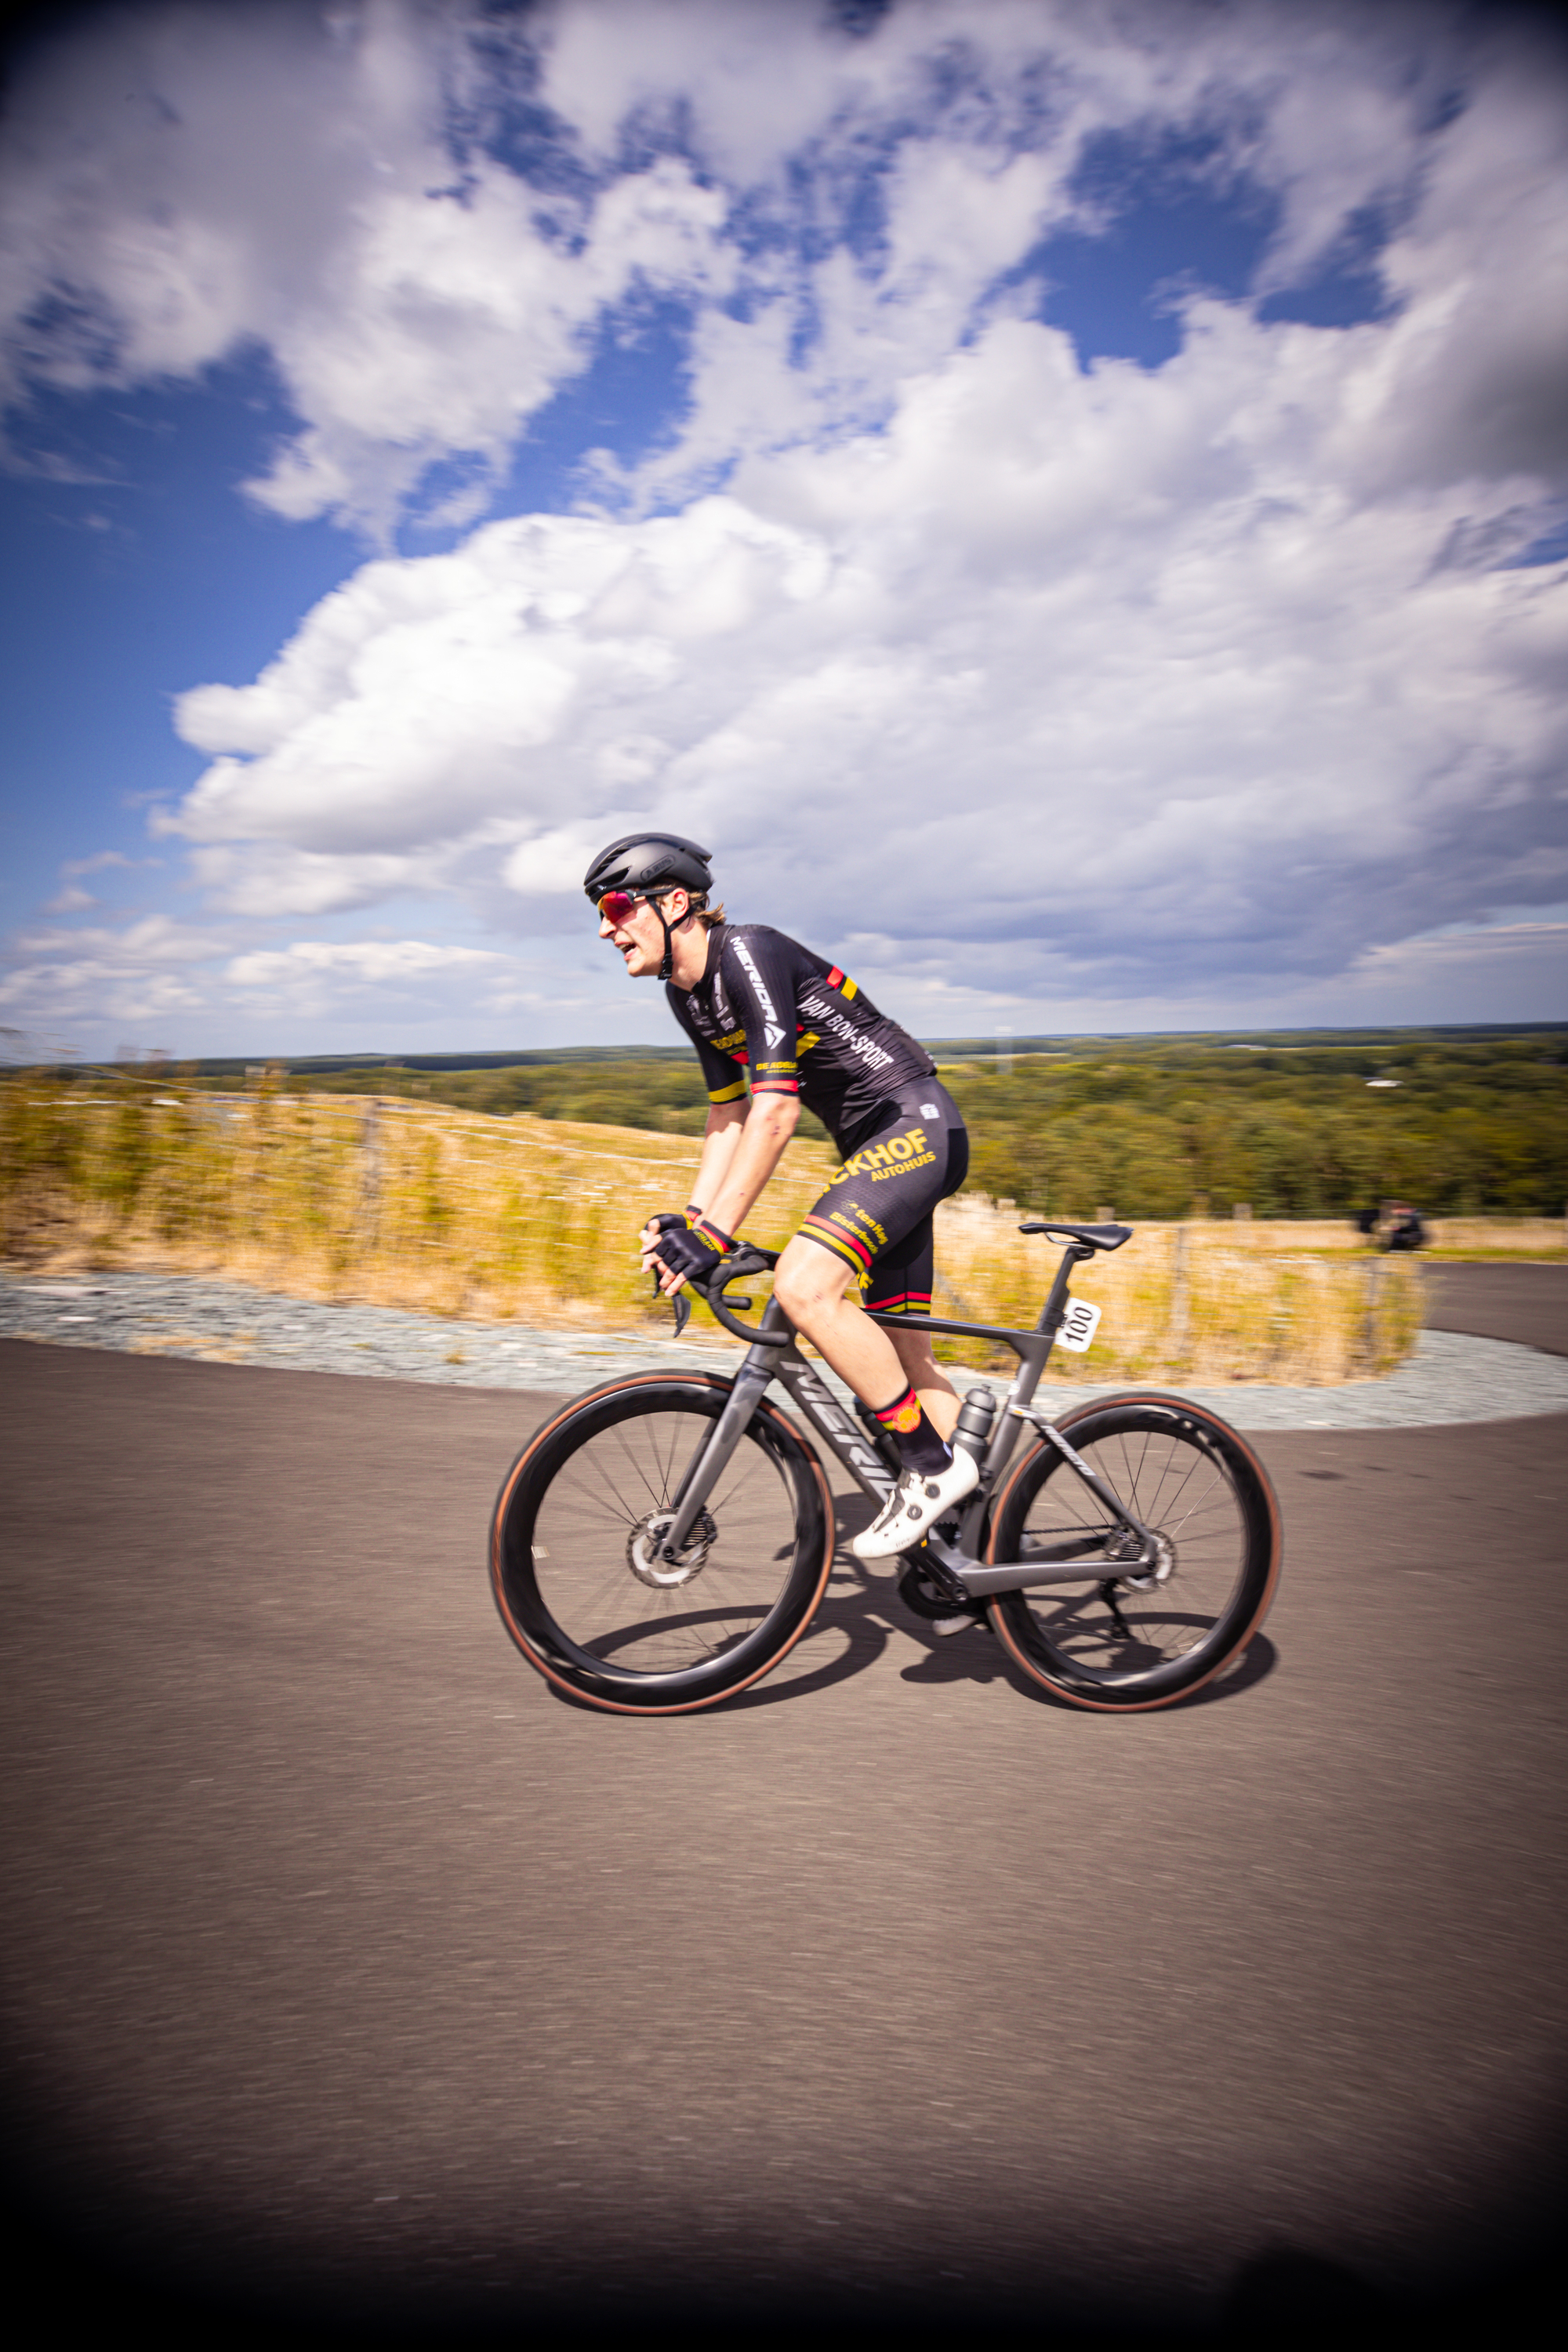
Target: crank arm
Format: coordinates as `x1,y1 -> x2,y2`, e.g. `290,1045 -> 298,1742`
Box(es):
902,1529 -> 975,1603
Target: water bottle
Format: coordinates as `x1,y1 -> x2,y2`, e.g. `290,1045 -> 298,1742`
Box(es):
951,1387 -> 996,1466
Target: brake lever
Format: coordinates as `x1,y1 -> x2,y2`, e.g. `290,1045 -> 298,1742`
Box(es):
653,1243 -> 768,1342
652,1263 -> 693,1338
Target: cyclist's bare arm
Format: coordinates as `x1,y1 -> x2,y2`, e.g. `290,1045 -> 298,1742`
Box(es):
641,1094 -> 800,1289
687,1098 -> 746,1214
702,1094 -> 799,1233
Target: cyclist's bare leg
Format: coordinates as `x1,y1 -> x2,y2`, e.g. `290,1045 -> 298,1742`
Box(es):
772,1236 -> 960,1439
886,1324 -> 961,1441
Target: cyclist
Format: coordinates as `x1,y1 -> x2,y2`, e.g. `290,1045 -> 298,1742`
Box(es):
584,831 -> 975,1559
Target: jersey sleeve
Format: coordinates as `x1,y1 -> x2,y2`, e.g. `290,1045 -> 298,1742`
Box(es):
665,982 -> 748,1105
722,931 -> 802,1099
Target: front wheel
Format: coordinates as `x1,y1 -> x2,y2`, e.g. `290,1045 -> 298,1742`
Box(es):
490,1374 -> 834,1715
985,1395 -> 1281,1711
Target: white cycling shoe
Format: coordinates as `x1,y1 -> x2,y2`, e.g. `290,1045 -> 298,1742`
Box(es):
851,1451 -> 979,1563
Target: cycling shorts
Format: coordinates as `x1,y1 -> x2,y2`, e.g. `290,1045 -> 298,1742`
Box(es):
797,1080 -> 969,1314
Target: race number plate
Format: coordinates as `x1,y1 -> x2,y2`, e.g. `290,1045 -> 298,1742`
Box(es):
1055,1297 -> 1102,1353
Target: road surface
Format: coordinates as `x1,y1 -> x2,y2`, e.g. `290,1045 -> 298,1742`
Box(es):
2,1264 -> 1564,2332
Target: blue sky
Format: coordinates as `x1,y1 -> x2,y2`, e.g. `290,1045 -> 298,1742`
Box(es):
2,0 -> 1565,1059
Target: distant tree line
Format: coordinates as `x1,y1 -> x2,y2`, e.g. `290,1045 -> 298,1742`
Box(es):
946,1036 -> 1566,1218
157,1032 -> 1566,1217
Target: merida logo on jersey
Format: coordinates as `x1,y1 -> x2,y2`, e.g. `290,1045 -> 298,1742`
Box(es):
733,941 -> 788,1051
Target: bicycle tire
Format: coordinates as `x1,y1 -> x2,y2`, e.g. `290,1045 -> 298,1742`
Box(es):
985,1393 -> 1281,1711
490,1373 -> 834,1715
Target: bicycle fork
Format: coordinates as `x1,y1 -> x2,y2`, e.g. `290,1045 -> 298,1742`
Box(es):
656,1351 -> 779,1561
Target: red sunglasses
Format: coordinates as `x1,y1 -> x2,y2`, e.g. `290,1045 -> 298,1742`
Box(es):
596,888 -> 660,925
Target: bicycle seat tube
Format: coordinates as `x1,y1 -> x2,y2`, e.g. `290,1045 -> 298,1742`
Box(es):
938,1241 -> 1100,1556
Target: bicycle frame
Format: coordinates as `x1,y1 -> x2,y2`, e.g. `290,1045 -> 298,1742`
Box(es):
656,1240 -> 1164,1606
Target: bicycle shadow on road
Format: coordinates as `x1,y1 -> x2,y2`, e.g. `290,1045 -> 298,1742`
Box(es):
539,1575 -> 898,1717
540,1545 -> 1278,1718
712,1578 -> 895,1711
898,1622 -> 1279,1710
731,1567 -> 1279,1715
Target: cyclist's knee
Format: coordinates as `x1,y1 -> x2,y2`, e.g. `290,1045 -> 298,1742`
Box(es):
774,1236 -> 852,1321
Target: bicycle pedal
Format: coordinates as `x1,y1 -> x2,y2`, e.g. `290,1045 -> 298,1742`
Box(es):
930,1607 -> 986,1638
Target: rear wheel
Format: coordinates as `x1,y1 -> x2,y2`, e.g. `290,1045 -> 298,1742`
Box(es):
490,1374 -> 833,1714
985,1396 -> 1280,1710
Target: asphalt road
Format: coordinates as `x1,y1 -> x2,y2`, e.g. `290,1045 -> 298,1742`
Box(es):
1424,1258 -> 1568,1356
2,1270 -> 1565,2336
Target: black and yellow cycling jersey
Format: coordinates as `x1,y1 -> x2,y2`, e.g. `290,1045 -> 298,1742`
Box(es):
666,923 -> 937,1141
668,924 -> 967,1312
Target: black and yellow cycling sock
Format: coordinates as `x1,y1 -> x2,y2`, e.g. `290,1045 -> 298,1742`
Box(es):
871,1384 -> 952,1476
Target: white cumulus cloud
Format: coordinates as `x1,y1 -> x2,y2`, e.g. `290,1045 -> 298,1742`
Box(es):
162,285 -> 1568,1004
2,0 -> 1493,531
3,1 -> 1565,1044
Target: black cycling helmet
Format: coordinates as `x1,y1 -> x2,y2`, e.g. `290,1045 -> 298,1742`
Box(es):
584,833 -> 714,980
583,833 -> 713,904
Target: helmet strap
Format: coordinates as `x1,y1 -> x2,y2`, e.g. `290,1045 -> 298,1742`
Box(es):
654,891 -> 678,982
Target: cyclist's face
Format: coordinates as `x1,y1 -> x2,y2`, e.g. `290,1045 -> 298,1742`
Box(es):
600,888 -> 681,976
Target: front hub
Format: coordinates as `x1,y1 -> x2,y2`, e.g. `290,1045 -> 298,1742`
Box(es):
626,1507 -> 718,1589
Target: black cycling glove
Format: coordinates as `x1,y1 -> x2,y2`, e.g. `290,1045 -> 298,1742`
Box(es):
652,1213 -> 736,1286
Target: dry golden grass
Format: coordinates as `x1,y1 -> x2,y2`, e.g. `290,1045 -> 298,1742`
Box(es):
929,1200 -> 1425,1385
0,1080 -> 833,1340
0,1076 -> 1446,1382
1399,1216 -> 1565,1258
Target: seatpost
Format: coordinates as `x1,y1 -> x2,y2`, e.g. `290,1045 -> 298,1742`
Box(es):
1037,1242 -> 1094,1338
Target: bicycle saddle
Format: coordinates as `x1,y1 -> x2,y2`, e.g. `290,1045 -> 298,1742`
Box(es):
1018,1220 -> 1133,1251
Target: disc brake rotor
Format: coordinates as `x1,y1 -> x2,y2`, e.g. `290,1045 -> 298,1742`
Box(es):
627,1506 -> 718,1589
1119,1530 -> 1176,1592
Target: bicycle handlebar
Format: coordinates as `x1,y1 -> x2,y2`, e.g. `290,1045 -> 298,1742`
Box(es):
656,1242 -> 788,1345
696,1245 -> 789,1345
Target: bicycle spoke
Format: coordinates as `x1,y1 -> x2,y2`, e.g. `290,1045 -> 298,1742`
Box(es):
608,1420 -> 673,1513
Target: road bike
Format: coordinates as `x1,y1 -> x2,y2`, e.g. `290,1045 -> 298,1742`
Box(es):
489,1221 -> 1282,1717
